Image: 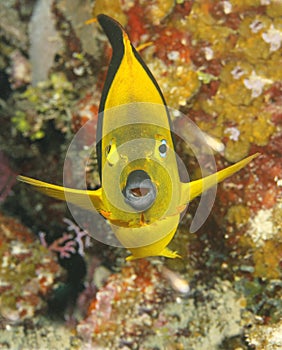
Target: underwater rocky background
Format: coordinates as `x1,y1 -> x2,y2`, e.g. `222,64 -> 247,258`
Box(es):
0,0 -> 281,349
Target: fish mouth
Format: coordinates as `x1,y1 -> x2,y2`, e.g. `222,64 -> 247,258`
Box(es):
122,170 -> 156,212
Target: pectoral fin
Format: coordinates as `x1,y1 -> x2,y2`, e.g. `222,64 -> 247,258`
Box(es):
180,153 -> 259,206
17,175 -> 104,213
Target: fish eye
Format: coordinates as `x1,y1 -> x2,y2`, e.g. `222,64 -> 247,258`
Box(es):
159,139 -> 167,158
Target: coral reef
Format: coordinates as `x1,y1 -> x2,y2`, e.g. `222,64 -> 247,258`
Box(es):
246,318 -> 282,350
76,260 -> 248,349
0,315 -> 82,350
0,0 -> 281,348
77,260 -> 170,348
29,0 -> 63,85
0,212 -> 65,323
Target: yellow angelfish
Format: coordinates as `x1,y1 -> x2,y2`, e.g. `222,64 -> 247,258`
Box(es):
18,14 -> 259,261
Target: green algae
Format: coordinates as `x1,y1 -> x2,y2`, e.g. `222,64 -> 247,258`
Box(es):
11,72 -> 76,141
226,204 -> 250,228
235,278 -> 282,323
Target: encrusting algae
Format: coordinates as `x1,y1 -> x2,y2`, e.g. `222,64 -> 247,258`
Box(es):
0,213 -> 65,323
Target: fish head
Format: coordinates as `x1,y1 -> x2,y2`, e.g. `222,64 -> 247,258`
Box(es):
100,103 -> 181,218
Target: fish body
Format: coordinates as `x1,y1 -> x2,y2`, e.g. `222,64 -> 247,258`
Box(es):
18,14 -> 259,260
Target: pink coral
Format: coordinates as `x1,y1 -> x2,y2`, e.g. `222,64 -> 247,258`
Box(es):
39,218 -> 92,259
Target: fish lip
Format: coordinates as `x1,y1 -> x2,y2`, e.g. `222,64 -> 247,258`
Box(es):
122,170 -> 157,212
